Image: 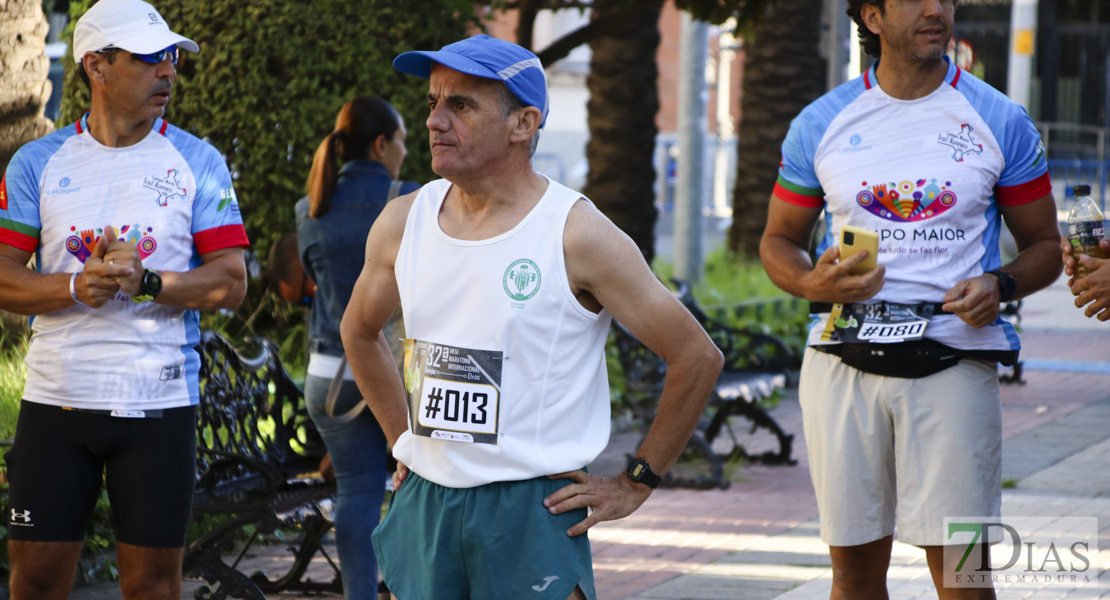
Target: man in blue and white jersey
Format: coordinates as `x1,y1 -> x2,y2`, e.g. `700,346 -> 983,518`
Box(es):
760,1 -> 1061,598
0,0 -> 248,598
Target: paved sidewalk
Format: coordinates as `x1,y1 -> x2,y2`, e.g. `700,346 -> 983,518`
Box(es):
614,274 -> 1110,600
69,274 -> 1110,599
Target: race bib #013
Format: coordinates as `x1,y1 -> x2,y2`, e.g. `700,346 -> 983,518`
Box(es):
403,339 -> 503,444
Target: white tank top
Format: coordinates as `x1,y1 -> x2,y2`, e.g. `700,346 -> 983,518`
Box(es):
392,177 -> 612,488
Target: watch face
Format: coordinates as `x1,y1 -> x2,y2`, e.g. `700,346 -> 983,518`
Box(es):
143,270 -> 163,296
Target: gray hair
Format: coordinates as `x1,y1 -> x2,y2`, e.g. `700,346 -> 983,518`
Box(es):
496,83 -> 541,158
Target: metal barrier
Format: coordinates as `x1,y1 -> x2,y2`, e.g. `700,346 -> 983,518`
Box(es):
1047,159 -> 1108,212
1038,122 -> 1109,214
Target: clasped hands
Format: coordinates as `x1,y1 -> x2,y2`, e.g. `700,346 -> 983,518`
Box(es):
75,225 -> 146,308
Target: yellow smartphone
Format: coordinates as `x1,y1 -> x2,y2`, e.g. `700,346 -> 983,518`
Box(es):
840,225 -> 879,275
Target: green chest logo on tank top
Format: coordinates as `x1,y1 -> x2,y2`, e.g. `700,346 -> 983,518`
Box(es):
503,259 -> 541,301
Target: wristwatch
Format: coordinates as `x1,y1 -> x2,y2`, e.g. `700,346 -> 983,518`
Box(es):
986,269 -> 1016,302
626,458 -> 662,489
132,268 -> 163,303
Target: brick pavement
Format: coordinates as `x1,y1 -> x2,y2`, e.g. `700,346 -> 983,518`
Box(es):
69,277 -> 1110,599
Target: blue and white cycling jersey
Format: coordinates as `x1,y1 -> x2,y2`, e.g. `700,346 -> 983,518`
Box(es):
774,58 -> 1051,353
0,114 -> 249,410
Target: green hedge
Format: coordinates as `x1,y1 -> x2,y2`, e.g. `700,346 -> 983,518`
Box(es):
59,0 -> 477,258
56,0 -> 479,358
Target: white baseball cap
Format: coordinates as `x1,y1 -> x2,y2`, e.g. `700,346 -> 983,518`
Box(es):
73,0 -> 199,64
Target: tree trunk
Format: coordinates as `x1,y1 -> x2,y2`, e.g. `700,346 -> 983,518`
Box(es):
729,0 -> 825,257
0,0 -> 54,173
583,0 -> 663,263
0,0 -> 52,349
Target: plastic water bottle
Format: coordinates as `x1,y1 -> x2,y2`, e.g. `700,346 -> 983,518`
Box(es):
1067,184 -> 1108,281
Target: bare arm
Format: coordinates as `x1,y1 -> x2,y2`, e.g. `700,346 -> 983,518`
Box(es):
942,194 -> 1062,327
340,193 -> 416,450
0,228 -> 134,315
543,200 -> 724,536
105,238 -> 248,310
759,194 -> 885,302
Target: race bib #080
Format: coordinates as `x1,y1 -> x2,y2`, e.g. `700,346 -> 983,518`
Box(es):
403,339 -> 503,444
821,302 -> 932,344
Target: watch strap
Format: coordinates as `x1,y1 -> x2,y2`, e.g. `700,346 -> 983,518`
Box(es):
986,269 -> 1016,302
132,268 -> 161,303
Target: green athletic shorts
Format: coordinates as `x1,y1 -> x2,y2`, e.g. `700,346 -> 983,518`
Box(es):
372,471 -> 596,600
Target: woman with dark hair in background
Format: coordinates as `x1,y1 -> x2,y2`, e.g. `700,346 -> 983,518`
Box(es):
295,96 -> 419,599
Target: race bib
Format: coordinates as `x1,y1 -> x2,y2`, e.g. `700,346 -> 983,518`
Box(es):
820,302 -> 932,344
403,339 -> 502,444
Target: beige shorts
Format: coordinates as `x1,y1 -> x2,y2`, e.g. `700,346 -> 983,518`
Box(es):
799,347 -> 1002,547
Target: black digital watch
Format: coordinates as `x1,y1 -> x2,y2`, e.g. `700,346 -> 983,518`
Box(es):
986,269 -> 1016,302
626,458 -> 662,489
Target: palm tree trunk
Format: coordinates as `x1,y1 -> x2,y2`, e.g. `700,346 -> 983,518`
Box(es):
0,0 -> 52,350
0,0 -> 54,172
729,0 -> 825,257
583,0 -> 664,263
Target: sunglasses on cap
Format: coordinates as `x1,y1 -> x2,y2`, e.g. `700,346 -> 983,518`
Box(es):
97,45 -> 179,65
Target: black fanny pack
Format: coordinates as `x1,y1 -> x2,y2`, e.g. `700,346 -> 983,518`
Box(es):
813,338 -> 1002,379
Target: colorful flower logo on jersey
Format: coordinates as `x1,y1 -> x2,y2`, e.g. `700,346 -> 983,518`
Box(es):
64,224 -> 158,263
142,168 -> 187,207
937,124 -> 983,162
856,178 -> 957,222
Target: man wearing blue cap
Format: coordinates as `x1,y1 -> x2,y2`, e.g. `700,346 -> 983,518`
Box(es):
341,34 -> 723,600
0,0 -> 248,598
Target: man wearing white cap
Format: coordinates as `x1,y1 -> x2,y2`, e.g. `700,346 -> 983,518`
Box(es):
340,34 -> 723,600
0,0 -> 248,598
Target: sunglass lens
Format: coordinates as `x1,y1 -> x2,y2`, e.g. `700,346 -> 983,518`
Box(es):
136,46 -> 179,65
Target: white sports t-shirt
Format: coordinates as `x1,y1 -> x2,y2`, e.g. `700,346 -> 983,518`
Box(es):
392,177 -> 613,488
775,58 -> 1051,353
0,114 -> 249,410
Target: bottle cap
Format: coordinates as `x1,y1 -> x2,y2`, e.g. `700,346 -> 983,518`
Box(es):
1074,184 -> 1091,196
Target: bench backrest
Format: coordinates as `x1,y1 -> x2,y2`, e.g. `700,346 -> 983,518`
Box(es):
195,331 -> 325,490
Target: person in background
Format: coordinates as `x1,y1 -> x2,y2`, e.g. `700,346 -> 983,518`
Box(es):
295,96 -> 420,600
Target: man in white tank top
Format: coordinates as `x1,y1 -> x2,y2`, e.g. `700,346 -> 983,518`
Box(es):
340,35 -> 724,600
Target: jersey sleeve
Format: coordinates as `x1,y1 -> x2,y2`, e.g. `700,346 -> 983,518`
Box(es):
0,147 -> 44,252
994,106 -> 1051,206
774,114 -> 826,208
191,147 -> 250,254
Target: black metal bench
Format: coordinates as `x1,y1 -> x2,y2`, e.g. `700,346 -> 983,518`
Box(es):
611,282 -> 797,490
184,330 -> 342,599
998,300 -> 1025,384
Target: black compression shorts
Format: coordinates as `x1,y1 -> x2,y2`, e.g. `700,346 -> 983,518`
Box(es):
4,401 -> 197,547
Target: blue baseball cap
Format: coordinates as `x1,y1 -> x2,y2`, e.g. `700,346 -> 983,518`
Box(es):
393,34 -> 549,128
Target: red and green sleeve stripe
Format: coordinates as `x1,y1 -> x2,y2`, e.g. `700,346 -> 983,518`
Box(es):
0,218 -> 40,252
773,176 -> 825,208
194,225 -> 250,255
995,172 -> 1052,207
